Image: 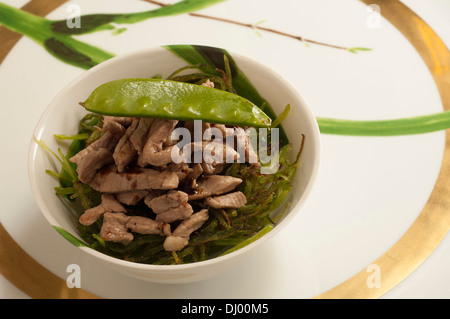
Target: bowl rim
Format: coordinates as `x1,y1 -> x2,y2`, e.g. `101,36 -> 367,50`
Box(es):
28,44 -> 321,271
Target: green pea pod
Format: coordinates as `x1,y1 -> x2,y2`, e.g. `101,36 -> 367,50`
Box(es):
80,78 -> 272,128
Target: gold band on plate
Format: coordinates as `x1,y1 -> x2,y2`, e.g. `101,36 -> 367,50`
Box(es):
316,0 -> 450,299
0,0 -> 448,299
0,0 -> 99,299
0,223 -> 99,299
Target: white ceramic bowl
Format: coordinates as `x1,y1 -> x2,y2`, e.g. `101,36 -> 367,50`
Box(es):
28,45 -> 321,284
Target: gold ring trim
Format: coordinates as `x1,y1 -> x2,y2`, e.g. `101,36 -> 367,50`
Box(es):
316,0 -> 450,298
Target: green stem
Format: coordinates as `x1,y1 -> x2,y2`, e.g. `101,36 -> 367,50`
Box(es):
219,224 -> 274,256
53,226 -> 89,247
0,2 -> 51,44
317,111 -> 450,136
0,2 -> 114,69
50,0 -> 225,35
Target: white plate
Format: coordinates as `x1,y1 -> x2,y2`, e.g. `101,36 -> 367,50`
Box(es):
0,0 -> 447,298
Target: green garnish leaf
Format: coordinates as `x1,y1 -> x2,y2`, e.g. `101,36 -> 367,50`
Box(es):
54,133 -> 90,140
271,104 -> 290,128
53,226 -> 89,247
347,47 -> 373,54
219,224 -> 274,256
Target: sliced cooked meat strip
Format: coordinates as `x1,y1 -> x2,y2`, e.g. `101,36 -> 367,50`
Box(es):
69,120 -> 125,164
88,165 -> 179,193
103,116 -> 135,128
204,191 -> 247,209
201,79 -> 214,88
162,236 -> 188,252
154,205 -> 193,223
113,118 -> 139,173
196,140 -> 239,162
163,209 -> 209,251
76,148 -> 114,183
200,140 -> 238,174
101,193 -> 128,212
114,190 -> 148,206
146,190 -> 193,223
143,190 -> 165,207
186,163 -> 203,181
102,119 -> 126,133
166,162 -> 192,181
175,140 -> 239,168
172,209 -> 209,237
201,162 -> 225,176
138,119 -> 178,167
79,194 -> 126,226
126,216 -> 171,236
147,190 -> 188,213
129,118 -> 154,154
100,212 -> 133,245
188,175 -> 243,200
79,205 -> 105,226
234,127 -> 259,166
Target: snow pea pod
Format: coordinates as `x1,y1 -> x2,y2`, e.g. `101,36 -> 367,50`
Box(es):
80,78 -> 272,128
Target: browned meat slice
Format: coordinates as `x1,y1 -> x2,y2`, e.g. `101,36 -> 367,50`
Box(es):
234,127 -> 259,166
129,118 -> 154,154
172,209 -> 209,237
204,191 -> 247,209
79,205 -> 105,226
182,163 -> 204,189
175,140 -> 238,169
166,162 -> 192,181
101,119 -> 127,136
201,79 -> 214,88
162,236 -> 188,252
76,148 -> 114,183
188,175 -> 243,200
201,162 -> 214,175
154,205 -> 193,223
103,116 -> 135,128
126,216 -> 171,236
200,140 -> 239,174
186,163 -> 203,181
195,140 -> 239,161
88,165 -> 179,193
146,190 -> 194,223
147,190 -> 188,213
201,162 -> 225,176
163,128 -> 181,147
138,119 -> 178,167
163,209 -> 209,251
114,190 -> 149,206
113,119 -> 139,173
101,193 -> 128,212
100,212 -> 133,245
79,194 -> 126,226
143,190 -> 164,207
69,120 -> 125,164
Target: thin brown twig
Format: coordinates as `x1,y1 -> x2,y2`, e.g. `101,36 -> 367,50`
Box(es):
143,0 -> 350,50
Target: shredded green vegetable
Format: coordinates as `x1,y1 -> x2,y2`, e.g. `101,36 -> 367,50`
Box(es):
40,60 -> 303,265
